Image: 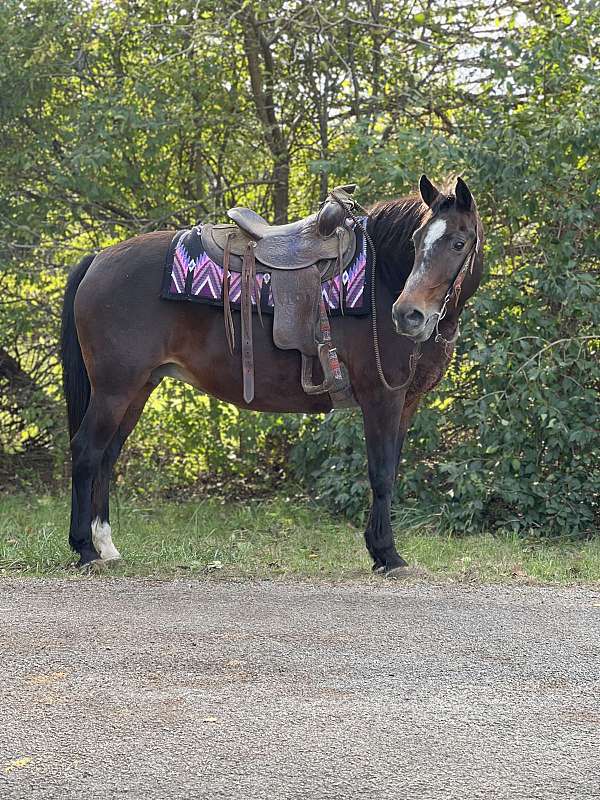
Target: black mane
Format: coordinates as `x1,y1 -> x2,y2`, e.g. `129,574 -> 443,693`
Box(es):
367,194 -> 428,294
368,194 -> 427,251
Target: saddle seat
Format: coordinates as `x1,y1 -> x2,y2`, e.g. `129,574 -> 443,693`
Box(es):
227,207 -> 306,240
201,185 -> 360,409
230,183 -> 357,240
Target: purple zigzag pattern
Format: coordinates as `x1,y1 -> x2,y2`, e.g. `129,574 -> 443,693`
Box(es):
345,247 -> 366,309
166,228 -> 365,311
253,273 -> 264,305
229,273 -> 242,304
319,233 -> 367,311
191,252 -> 223,299
322,273 -> 341,310
170,241 -> 194,294
227,272 -> 264,306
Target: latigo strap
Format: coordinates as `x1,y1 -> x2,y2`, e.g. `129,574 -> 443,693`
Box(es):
241,241 -> 256,404
222,233 -> 235,356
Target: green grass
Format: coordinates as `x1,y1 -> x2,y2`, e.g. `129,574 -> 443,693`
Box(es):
0,492 -> 599,584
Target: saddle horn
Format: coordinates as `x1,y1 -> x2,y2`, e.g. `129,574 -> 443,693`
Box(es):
316,184 -> 357,238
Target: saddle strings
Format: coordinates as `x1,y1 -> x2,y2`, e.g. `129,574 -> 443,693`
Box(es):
336,228 -> 345,316
222,233 -> 235,355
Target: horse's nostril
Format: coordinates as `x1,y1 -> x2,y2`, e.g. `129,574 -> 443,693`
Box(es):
404,308 -> 425,327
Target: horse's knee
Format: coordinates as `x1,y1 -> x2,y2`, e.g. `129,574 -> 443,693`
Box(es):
369,470 -> 394,500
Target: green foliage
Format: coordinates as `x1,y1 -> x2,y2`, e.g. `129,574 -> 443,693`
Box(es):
119,380 -> 304,494
0,1 -> 598,536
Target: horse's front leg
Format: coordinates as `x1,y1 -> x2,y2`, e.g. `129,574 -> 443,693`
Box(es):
362,396 -> 408,576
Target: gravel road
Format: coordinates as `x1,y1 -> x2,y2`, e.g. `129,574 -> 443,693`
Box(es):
1,578 -> 599,799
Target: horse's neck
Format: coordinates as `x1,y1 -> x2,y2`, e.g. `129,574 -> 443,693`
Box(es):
366,211 -> 417,298
373,243 -> 415,298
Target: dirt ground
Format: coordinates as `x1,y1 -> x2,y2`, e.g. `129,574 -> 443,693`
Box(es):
1,577 -> 599,799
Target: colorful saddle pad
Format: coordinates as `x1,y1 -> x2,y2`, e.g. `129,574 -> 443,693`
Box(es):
161,221 -> 370,317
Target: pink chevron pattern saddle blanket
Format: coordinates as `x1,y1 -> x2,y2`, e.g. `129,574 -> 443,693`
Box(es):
161,221 -> 370,317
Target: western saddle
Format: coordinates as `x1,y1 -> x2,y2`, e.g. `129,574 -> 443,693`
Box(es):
201,185 -> 359,407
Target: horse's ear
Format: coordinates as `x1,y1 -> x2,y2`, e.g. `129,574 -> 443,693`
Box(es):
419,174 -> 441,208
455,176 -> 473,211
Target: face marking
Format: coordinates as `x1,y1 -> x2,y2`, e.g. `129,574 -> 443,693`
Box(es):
91,517 -> 121,561
422,219 -> 447,256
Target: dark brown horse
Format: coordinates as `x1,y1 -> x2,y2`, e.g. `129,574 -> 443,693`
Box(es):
60,174 -> 483,574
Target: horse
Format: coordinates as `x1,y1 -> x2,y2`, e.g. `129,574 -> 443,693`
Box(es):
60,174 -> 484,575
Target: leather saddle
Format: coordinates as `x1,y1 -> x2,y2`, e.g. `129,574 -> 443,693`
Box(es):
201,185 -> 359,408
201,186 -> 357,275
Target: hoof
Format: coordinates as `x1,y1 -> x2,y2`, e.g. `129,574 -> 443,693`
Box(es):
102,554 -> 122,565
384,565 -> 413,580
88,559 -> 113,574
99,555 -> 123,570
77,557 -> 104,572
385,565 -> 428,581
372,555 -> 409,578
81,558 -> 123,574
76,547 -> 101,569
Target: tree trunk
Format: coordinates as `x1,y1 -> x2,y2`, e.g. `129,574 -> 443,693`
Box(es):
0,347 -> 58,415
240,9 -> 290,223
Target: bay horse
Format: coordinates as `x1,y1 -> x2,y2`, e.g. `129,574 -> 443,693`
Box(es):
60,174 -> 483,575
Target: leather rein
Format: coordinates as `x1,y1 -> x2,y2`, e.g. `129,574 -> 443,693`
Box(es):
327,188 -> 478,393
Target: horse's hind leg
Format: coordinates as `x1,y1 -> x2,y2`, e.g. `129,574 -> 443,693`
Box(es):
90,433 -> 122,562
69,392 -> 137,566
90,381 -> 160,561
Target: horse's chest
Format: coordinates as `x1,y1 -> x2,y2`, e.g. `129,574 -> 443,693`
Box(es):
408,344 -> 454,400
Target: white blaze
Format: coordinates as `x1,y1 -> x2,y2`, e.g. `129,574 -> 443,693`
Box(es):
91,517 -> 121,561
422,219 -> 447,256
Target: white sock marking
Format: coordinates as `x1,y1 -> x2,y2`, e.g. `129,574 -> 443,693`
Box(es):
91,517 -> 121,561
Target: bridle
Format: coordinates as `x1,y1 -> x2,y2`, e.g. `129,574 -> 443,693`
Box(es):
327,188 -> 479,393
431,230 -> 479,356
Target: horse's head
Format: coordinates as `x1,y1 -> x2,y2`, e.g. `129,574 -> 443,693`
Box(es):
392,174 -> 480,342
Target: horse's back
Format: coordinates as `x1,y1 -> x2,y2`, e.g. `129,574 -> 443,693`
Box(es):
80,230 -> 173,296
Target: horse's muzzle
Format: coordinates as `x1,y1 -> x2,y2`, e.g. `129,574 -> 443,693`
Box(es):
392,304 -> 429,340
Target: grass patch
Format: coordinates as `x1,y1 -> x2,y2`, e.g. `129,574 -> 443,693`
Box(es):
0,492 -> 599,584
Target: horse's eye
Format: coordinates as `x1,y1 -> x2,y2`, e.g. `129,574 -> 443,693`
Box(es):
453,240 -> 465,251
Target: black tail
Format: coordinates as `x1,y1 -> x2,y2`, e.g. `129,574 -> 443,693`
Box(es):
60,255 -> 96,440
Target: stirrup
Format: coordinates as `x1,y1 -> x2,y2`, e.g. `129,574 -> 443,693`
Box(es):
301,354 -> 355,408
301,354 -> 329,395
301,345 -> 351,395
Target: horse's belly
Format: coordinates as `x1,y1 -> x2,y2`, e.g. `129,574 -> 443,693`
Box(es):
151,360 -> 332,414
